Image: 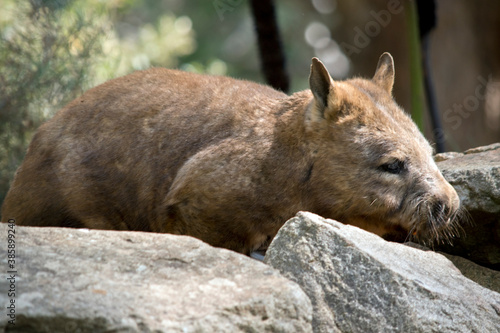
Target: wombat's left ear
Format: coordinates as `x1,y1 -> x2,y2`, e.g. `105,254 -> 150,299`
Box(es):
372,52 -> 395,94
309,57 -> 333,120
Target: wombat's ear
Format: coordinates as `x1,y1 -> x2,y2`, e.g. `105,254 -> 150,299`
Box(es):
372,52 -> 395,94
309,57 -> 333,119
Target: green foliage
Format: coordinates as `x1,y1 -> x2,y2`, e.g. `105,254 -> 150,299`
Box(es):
0,0 -> 199,206
0,0 -> 110,205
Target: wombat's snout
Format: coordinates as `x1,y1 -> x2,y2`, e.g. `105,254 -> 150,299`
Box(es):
430,192 -> 459,226
438,178 -> 461,219
414,179 -> 462,244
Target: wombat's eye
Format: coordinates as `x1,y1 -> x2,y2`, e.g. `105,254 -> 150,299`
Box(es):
379,160 -> 405,174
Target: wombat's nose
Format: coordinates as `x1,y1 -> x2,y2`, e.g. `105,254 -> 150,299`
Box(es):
431,200 -> 446,220
433,188 -> 460,225
433,172 -> 460,219
444,182 -> 460,214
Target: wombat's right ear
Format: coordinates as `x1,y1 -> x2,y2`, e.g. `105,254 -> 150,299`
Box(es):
309,57 -> 333,121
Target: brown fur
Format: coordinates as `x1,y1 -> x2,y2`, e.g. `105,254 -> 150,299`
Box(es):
1,53 -> 461,254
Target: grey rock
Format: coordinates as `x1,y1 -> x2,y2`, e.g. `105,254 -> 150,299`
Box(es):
265,212 -> 500,333
434,151 -> 464,162
437,145 -> 500,213
405,242 -> 500,293
434,142 -> 500,162
440,252 -> 500,294
436,144 -> 500,269
464,142 -> 500,155
0,224 -> 313,333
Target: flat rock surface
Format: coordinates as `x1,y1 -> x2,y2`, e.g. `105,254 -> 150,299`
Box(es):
265,212 -> 500,333
0,223 -> 312,333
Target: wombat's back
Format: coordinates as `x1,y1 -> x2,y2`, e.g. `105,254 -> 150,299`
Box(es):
1,68 -> 287,229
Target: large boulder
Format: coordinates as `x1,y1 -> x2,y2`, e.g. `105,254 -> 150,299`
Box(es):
0,223 -> 313,333
436,142 -> 500,213
436,143 -> 500,269
265,212 -> 500,333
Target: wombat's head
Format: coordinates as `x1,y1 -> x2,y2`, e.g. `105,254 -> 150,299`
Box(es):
305,53 -> 462,245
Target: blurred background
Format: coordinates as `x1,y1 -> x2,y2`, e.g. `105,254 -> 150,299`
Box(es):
1,0 -> 499,206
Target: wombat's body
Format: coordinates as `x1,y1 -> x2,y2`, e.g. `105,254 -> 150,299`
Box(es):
2,54 -> 460,254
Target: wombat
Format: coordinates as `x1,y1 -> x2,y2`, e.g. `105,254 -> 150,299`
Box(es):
1,53 -> 461,254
